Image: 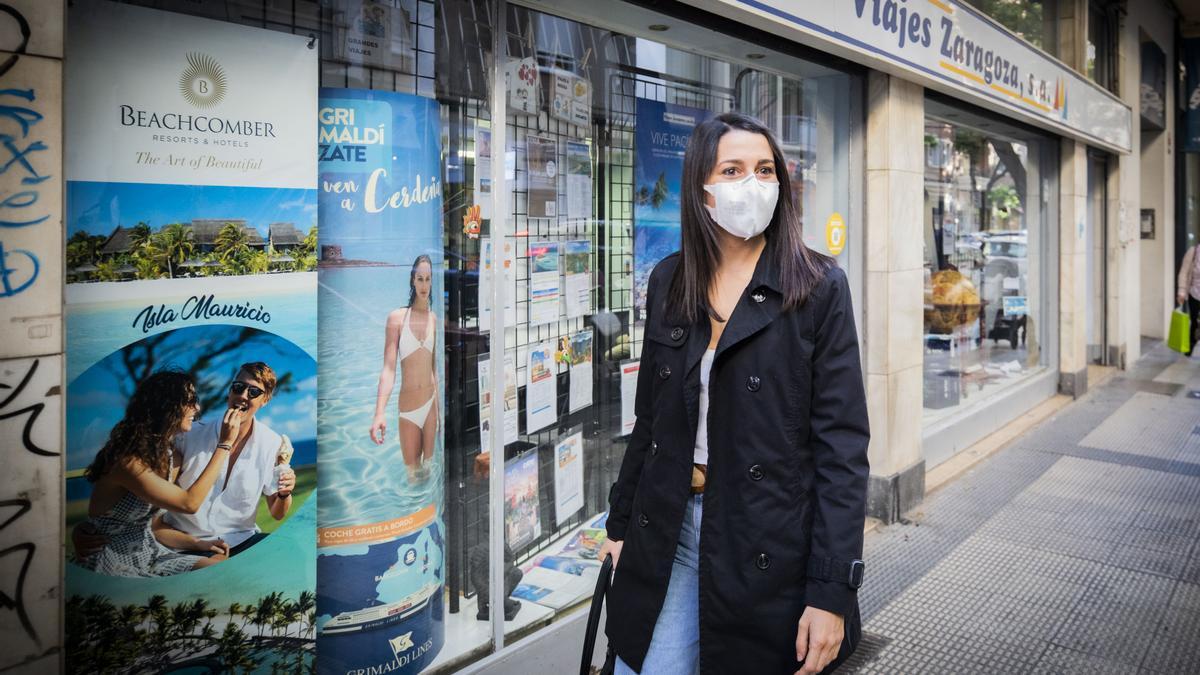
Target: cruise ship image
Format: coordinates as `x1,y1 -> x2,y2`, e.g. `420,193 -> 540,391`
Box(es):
323,582 -> 440,634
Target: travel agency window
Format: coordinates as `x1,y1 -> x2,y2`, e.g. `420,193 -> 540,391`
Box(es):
478,0 -> 861,663
61,0 -> 860,672
922,97 -> 1059,441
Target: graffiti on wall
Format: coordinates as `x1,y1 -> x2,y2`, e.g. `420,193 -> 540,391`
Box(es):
0,0 -> 62,357
0,0 -> 63,670
0,355 -> 62,668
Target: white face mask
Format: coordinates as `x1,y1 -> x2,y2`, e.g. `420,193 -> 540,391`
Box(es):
702,174 -> 779,240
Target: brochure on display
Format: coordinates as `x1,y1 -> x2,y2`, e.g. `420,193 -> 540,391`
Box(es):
528,241 -> 562,326
553,432 -> 585,524
567,329 -> 594,413
525,341 -> 558,433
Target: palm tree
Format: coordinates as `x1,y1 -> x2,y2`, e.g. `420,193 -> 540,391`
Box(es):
152,223 -> 194,278
94,259 -> 121,282
295,591 -> 315,639
133,254 -> 162,280
246,249 -> 272,274
215,221 -> 250,262
128,222 -> 153,253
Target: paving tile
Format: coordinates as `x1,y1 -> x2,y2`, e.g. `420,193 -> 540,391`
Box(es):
1032,644 -> 1142,674
849,344 -> 1200,674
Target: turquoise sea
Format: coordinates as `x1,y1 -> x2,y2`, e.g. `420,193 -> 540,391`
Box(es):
317,265 -> 445,528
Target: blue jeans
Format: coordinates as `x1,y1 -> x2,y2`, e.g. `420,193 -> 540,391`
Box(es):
615,494 -> 701,675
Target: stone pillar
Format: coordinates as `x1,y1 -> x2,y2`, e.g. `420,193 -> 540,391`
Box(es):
863,72 -> 925,524
1059,139 -> 1090,396
1111,9 -> 1143,368
0,1 -> 65,670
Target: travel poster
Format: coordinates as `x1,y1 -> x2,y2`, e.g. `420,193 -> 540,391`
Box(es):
316,88 -> 446,673
63,2 -> 318,671
505,452 -> 541,550
633,99 -> 715,319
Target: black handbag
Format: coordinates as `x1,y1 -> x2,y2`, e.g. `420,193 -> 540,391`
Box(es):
580,553 -> 616,675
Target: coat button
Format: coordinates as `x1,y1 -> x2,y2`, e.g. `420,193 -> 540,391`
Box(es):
756,553 -> 771,570
746,376 -> 761,392
748,464 -> 763,481
650,441 -> 658,456
670,326 -> 684,341
638,513 -> 649,527
659,365 -> 672,380
751,290 -> 766,303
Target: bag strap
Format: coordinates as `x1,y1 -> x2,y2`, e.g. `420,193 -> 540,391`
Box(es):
580,553 -> 614,675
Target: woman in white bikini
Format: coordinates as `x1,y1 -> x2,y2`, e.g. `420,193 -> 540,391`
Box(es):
370,254 -> 440,483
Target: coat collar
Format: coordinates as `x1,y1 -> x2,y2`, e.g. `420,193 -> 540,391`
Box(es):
680,245 -> 783,375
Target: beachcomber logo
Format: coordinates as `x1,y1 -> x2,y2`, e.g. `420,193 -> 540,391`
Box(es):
179,52 -> 227,108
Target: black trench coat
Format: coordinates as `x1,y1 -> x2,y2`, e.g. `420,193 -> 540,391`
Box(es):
605,251 -> 870,674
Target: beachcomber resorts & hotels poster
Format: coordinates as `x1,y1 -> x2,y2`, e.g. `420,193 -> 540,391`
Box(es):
63,2 -> 318,671
316,88 -> 446,673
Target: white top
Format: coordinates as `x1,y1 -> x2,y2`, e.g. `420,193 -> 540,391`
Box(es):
163,418 -> 281,547
694,349 -> 716,465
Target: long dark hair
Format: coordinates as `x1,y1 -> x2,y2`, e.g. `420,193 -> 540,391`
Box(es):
667,112 -> 833,323
409,254 -> 433,308
85,370 -> 197,482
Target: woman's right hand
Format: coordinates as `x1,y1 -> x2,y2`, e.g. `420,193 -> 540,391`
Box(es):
599,538 -> 624,569
218,407 -> 245,446
193,538 -> 230,557
369,415 -> 387,445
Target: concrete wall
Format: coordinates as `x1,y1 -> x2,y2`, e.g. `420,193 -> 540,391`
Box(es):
0,1 -> 65,671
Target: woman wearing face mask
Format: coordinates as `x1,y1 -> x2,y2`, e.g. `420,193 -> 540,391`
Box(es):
598,113 -> 869,675
370,254 -> 440,484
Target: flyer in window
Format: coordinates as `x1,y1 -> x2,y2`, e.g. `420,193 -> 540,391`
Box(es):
571,76 -> 592,128
563,240 -> 592,318
620,360 -> 641,435
477,355 -> 519,448
553,431 -> 585,524
474,121 -> 493,219
480,237 -> 517,328
526,341 -> 558,433
565,140 -> 592,221
505,451 -> 541,550
568,329 -> 594,413
505,56 -> 539,115
526,135 -> 558,218
528,240 -> 561,326
550,71 -> 574,124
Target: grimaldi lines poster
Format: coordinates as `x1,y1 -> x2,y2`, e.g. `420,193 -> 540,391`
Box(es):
63,1 -> 318,672
316,89 -> 446,672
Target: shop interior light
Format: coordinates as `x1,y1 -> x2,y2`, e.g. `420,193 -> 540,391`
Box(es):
648,24 -> 669,31
746,53 -> 766,60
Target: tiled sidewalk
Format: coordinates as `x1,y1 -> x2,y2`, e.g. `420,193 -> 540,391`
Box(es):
848,344 -> 1200,674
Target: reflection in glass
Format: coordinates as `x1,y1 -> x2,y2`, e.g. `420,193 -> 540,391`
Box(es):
923,116 -> 1048,418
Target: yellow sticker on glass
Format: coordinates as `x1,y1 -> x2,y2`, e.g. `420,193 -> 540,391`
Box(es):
825,212 -> 846,256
